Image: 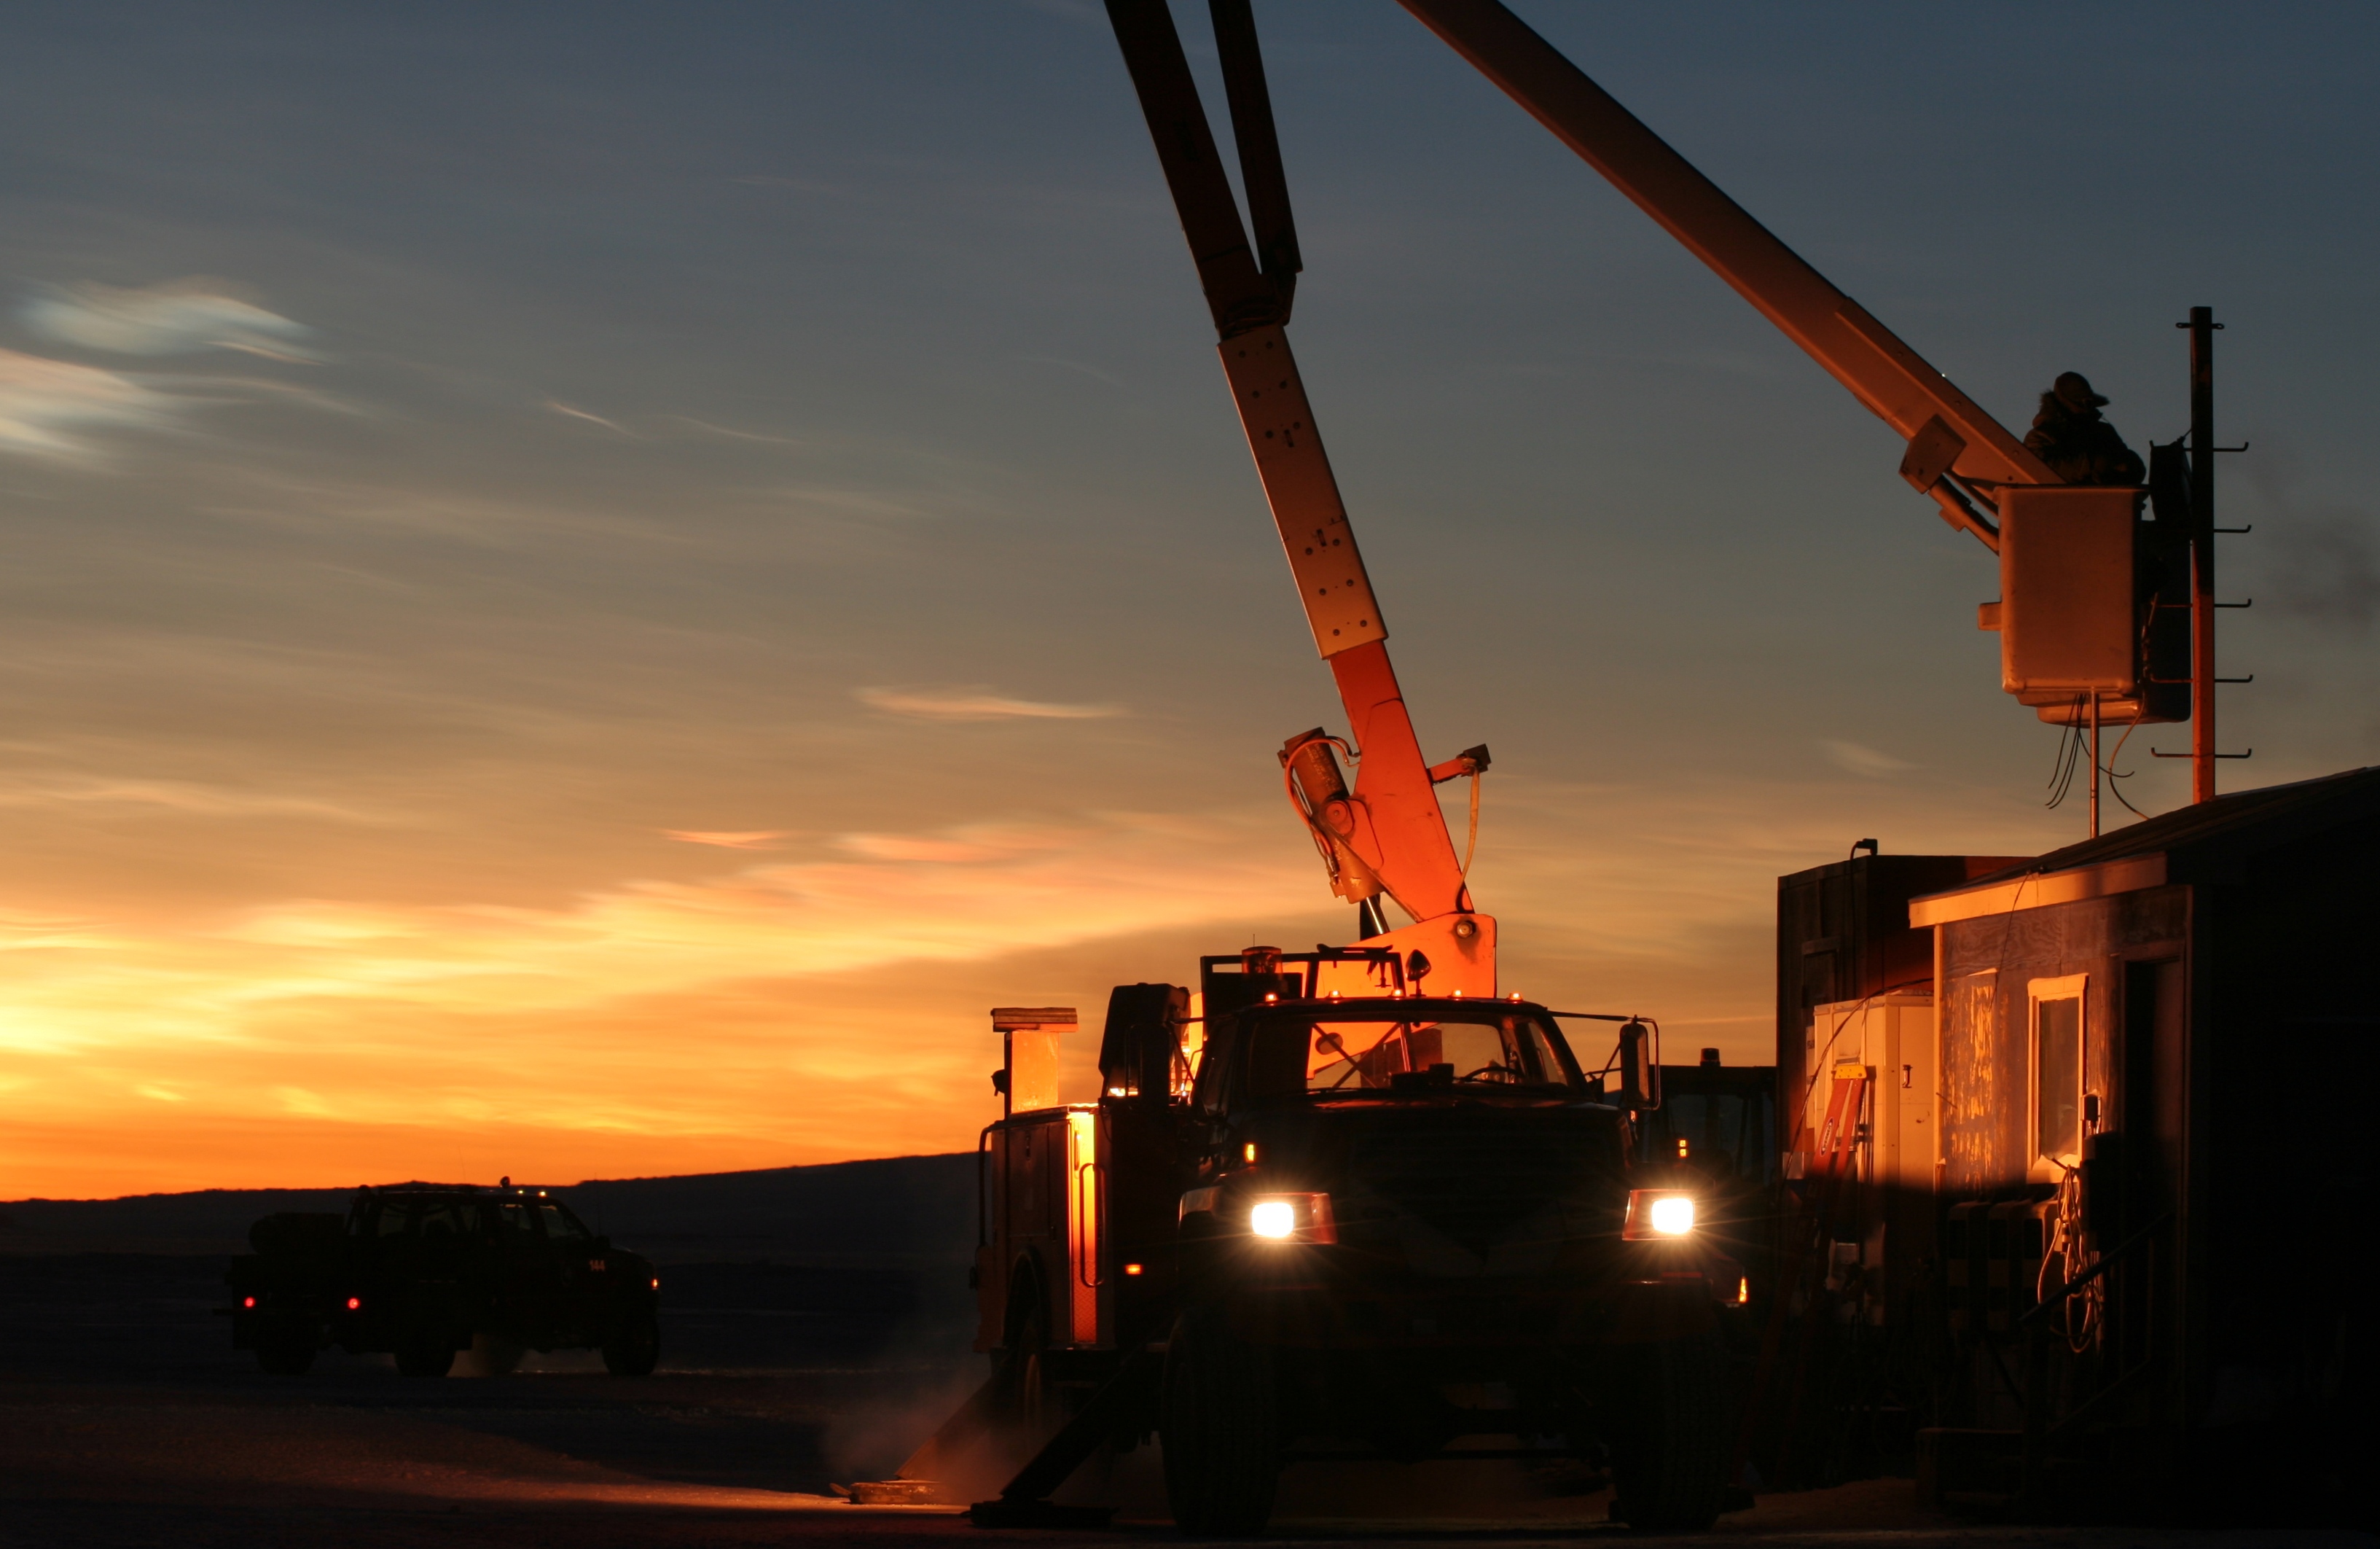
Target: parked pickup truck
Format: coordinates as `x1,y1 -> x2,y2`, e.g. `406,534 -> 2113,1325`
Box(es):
226,1181 -> 660,1378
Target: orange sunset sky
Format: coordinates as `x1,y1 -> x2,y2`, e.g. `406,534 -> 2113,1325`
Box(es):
3,4 -> 2375,1200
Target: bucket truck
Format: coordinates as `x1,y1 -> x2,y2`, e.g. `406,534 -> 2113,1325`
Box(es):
889,0 -> 1751,1533
901,0 -> 2201,1531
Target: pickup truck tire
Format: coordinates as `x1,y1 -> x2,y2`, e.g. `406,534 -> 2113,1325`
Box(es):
1608,1329 -> 1729,1530
1161,1306 -> 1280,1536
254,1338 -> 315,1376
602,1310 -> 660,1376
394,1332 -> 457,1378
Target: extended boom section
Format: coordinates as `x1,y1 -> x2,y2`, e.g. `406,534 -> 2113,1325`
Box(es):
1395,0 -> 2199,734
1394,0 -> 2057,552
1108,0 -> 1491,986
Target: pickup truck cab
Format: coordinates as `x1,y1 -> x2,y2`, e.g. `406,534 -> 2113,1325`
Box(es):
227,1182 -> 660,1378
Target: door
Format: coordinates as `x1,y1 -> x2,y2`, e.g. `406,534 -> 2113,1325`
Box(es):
537,1201 -> 608,1340
490,1200 -> 562,1343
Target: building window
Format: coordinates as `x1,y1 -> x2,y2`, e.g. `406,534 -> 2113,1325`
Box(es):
2029,975 -> 2088,1175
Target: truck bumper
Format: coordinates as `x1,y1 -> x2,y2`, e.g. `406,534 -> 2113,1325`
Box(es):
1221,1269 -> 1724,1354
230,1310 -> 325,1351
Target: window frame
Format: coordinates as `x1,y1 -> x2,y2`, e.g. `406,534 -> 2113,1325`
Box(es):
2027,972 -> 2090,1181
538,1201 -> 593,1242
1241,1007 -> 1586,1099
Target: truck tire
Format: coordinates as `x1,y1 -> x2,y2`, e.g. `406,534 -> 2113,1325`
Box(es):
1161,1306 -> 1280,1536
1608,1330 -> 1729,1531
255,1338 -> 315,1376
989,1273 -> 1051,1437
603,1310 -> 660,1376
394,1330 -> 457,1378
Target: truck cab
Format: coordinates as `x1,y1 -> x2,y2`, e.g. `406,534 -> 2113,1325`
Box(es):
968,952 -> 1740,1532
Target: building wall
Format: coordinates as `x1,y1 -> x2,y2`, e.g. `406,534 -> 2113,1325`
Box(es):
1936,886 -> 2188,1197
1776,855 -> 2021,1154
1919,797 -> 2377,1459
2193,825 -> 2380,1429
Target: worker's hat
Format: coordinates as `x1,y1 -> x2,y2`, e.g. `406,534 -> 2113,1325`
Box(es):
2053,371 -> 2110,410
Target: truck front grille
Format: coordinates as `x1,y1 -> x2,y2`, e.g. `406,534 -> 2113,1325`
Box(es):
1346,1114 -> 1617,1255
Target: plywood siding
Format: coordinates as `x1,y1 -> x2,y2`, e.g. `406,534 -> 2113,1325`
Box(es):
1938,886 -> 2187,1195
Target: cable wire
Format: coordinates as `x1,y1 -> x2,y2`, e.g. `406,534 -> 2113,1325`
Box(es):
2099,711 -> 2150,821
1460,768 -> 1481,876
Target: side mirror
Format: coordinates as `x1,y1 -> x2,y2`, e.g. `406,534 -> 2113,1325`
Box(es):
1618,1020 -> 1655,1113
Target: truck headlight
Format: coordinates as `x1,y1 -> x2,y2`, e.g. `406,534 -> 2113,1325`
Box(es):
1248,1193 -> 1336,1244
1624,1190 -> 1696,1240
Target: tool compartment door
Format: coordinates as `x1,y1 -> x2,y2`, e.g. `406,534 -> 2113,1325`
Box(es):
986,1108 -> 1110,1351
1063,1107 -> 1109,1349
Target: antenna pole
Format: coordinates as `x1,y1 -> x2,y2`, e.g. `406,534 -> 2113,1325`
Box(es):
2187,307 -> 2217,804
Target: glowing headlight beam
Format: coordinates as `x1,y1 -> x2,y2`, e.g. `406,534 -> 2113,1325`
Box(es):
1243,1192 -> 1336,1244
1623,1189 -> 1698,1241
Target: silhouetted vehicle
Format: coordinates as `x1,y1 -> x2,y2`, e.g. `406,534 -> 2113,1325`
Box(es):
957,966 -> 1751,1535
225,1182 -> 659,1378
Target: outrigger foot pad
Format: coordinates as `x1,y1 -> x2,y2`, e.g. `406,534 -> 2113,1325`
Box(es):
966,1499 -> 1118,1529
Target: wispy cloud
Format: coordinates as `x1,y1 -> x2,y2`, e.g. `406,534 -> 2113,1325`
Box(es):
834,823 -> 1074,863
1819,739 -> 1918,779
857,686 -> 1122,721
168,375 -> 369,418
544,399 -> 634,435
21,280 -> 318,361
0,774 -> 388,824
0,349 -> 173,460
662,830 -> 791,850
0,808 -> 1315,1064
667,416 -> 801,447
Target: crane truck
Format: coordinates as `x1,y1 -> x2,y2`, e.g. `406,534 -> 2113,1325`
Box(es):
907,0 -> 2199,1532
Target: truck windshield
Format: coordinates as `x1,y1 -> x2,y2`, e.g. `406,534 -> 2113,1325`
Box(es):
1247,1009 -> 1583,1097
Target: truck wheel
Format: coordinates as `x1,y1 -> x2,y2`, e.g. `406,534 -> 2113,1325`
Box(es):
1608,1330 -> 1729,1530
255,1338 -> 315,1376
603,1310 -> 660,1376
1161,1306 -> 1280,1536
989,1278 -> 1050,1436
394,1332 -> 456,1379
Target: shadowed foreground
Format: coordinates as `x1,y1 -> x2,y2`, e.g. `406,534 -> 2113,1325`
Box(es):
3,1259 -> 2373,1549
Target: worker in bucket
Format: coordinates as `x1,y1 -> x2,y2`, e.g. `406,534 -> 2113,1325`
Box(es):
2025,370 -> 2146,485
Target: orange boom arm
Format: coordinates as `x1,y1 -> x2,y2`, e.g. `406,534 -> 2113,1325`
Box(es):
1106,0 -> 1492,989
1396,0 -> 2062,552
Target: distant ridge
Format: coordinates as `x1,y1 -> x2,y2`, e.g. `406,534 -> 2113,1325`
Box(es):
0,1152 -> 974,1265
